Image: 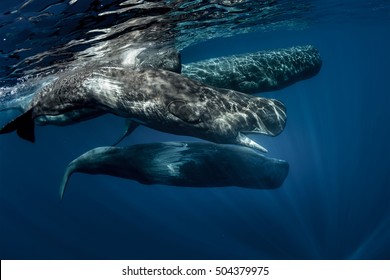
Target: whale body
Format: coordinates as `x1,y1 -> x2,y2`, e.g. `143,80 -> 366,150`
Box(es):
182,45 -> 322,94
59,142 -> 289,200
0,67 -> 286,152
0,45 -> 324,147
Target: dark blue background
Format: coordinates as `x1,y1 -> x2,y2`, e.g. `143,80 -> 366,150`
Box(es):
1,20 -> 389,259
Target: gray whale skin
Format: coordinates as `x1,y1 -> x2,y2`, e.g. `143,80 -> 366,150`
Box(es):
0,67 -> 286,152
182,45 -> 322,94
60,142 -> 289,200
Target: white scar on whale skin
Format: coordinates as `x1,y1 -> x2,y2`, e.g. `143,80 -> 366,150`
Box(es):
83,74 -> 124,109
121,47 -> 146,66
151,144 -> 191,177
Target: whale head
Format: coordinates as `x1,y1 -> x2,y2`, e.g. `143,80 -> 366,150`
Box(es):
164,86 -> 287,152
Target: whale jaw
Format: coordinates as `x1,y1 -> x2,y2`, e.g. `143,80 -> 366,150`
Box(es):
236,132 -> 268,153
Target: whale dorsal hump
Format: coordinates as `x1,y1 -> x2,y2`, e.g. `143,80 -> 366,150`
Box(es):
0,109 -> 35,143
168,100 -> 203,124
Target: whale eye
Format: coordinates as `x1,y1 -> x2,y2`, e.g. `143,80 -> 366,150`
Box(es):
168,100 -> 203,124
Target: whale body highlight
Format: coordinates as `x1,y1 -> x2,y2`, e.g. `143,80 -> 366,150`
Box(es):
0,67 -> 286,152
182,45 -> 322,94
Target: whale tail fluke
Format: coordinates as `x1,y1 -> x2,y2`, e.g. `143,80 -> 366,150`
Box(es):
0,109 -> 35,143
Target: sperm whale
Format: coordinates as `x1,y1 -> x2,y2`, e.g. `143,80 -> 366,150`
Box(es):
59,142 -> 289,200
0,66 -> 286,152
182,45 -> 322,94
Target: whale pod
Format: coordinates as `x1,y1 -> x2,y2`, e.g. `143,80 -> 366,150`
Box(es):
59,142 -> 289,200
182,45 -> 322,94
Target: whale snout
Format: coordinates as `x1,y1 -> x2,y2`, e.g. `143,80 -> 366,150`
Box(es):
250,98 -> 287,136
231,97 -> 287,152
196,92 -> 287,152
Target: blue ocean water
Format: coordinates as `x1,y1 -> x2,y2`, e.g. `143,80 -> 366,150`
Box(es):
0,0 -> 389,259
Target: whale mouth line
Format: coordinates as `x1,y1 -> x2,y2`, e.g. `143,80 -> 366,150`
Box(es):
237,132 -> 268,153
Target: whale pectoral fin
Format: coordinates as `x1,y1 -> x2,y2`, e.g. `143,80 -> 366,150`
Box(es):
0,109 -> 35,143
112,119 -> 140,146
168,100 -> 202,124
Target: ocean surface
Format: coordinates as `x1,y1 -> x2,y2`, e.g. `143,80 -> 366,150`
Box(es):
1,0 -> 389,259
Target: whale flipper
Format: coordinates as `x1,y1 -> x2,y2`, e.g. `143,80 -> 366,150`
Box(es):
112,119 -> 140,146
0,109 -> 35,143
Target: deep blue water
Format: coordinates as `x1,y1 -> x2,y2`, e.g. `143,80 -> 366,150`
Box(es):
1,1 -> 390,259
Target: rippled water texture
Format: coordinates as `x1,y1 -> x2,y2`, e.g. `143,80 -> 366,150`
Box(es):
1,0 -> 387,84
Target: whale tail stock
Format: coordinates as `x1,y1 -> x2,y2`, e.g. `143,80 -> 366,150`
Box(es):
59,162 -> 76,201
0,109 -> 35,143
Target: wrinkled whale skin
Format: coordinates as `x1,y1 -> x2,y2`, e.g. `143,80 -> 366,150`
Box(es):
60,142 -> 289,200
0,67 -> 286,151
182,45 -> 322,94
135,47 -> 182,73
